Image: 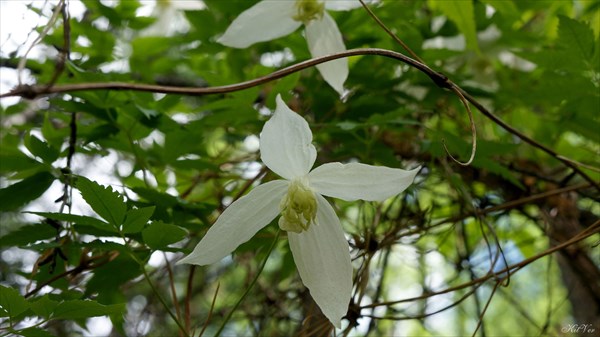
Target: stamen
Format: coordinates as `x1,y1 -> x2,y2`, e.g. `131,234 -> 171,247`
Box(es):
279,178 -> 317,233
292,0 -> 325,23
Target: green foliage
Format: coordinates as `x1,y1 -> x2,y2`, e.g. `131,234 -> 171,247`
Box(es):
0,172 -> 55,212
429,0 -> 479,51
141,221 -> 187,249
1,1 -> 598,336
75,176 -> 127,228
0,286 -> 30,318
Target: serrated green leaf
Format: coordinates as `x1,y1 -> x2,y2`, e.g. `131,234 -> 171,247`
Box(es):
142,221 -> 187,249
557,15 -> 595,63
0,285 -> 30,318
0,172 -> 55,212
429,0 -> 479,51
76,176 -> 126,227
27,212 -> 114,232
0,224 -> 57,248
122,206 -> 155,233
24,134 -> 60,164
53,300 -> 125,319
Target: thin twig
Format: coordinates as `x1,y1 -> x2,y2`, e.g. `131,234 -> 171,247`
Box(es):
363,220 -> 599,309
17,0 -> 65,85
232,166 -> 267,202
442,85 -> 477,166
434,182 -> 593,226
135,254 -> 190,337
3,47 -> 596,188
185,265 -> 196,334
0,48 -> 450,99
214,230 -> 281,337
24,251 -> 117,298
471,281 -> 500,337
164,252 -> 182,337
198,283 -> 220,337
556,155 -> 600,173
45,0 -> 70,89
357,0 -> 424,63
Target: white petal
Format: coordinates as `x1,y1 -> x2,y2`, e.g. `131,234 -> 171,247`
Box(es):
288,194 -> 352,328
260,95 -> 317,180
178,180 -> 288,265
217,1 -> 302,48
305,12 -> 348,95
309,162 -> 420,201
325,0 -> 364,11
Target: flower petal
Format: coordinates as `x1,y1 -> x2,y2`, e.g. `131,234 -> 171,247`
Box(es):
309,162 -> 420,201
260,94 -> 317,180
178,180 -> 289,265
305,12 -> 348,95
217,1 -> 302,48
324,0 -> 364,11
288,194 -> 352,328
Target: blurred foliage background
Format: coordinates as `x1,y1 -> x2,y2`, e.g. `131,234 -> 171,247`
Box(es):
0,0 -> 599,336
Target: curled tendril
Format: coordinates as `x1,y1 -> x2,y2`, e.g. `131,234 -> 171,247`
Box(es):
442,85 -> 477,166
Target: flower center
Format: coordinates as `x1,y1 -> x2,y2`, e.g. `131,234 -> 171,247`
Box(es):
279,178 -> 317,233
292,0 -> 325,23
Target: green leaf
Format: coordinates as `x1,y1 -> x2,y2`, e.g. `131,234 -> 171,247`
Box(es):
132,187 -> 179,207
24,134 -> 60,164
0,172 -> 55,212
0,285 -> 30,318
429,0 -> 479,51
480,0 -> 519,17
27,212 -> 114,232
85,254 -> 143,303
142,221 -> 187,249
557,15 -> 595,63
0,152 -> 41,173
75,176 -> 126,227
53,300 -> 125,319
0,224 -> 57,248
41,113 -> 69,148
16,327 -> 56,337
29,294 -> 59,319
122,206 -> 155,233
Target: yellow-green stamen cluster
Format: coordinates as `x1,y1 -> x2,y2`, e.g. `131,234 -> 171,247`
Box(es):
279,179 -> 317,233
292,0 -> 325,23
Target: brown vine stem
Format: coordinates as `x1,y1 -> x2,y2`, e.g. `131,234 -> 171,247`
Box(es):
164,252 -> 183,337
185,265 -> 196,334
360,0 -> 476,166
24,251 -> 118,298
471,280 -> 500,337
433,182 -> 593,228
2,47 -> 597,189
443,84 -> 477,166
363,219 -> 600,309
358,0 -> 477,166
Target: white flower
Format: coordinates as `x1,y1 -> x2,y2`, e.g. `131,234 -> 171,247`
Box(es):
216,0 -> 365,95
179,94 -> 420,327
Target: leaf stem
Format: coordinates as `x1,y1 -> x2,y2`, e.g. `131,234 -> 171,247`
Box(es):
133,252 -> 191,337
